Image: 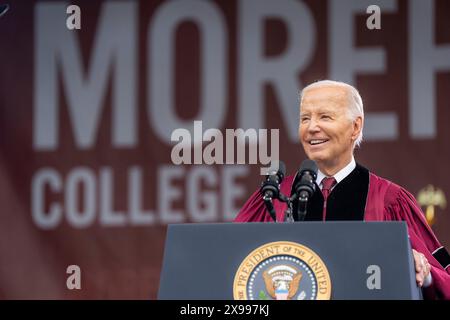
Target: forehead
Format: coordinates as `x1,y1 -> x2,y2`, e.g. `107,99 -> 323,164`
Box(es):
300,85 -> 349,112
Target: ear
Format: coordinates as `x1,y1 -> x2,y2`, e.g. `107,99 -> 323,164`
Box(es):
351,117 -> 363,141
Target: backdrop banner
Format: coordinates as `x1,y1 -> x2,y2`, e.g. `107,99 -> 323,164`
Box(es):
0,0 -> 449,298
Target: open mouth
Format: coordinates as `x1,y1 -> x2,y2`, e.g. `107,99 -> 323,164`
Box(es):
309,139 -> 329,146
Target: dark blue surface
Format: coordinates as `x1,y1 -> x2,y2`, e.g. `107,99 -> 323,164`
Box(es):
158,221 -> 422,300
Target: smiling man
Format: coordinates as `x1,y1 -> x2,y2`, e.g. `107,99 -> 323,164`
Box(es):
234,80 -> 450,299
299,82 -> 362,176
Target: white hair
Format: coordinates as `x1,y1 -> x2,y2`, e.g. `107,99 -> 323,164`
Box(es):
299,80 -> 364,148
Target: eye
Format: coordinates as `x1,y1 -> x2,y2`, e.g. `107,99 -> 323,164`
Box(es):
300,116 -> 310,123
321,115 -> 332,120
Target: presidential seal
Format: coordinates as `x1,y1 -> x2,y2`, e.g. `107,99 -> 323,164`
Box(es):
233,241 -> 331,300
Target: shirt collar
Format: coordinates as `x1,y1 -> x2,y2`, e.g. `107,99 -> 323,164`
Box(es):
316,156 -> 356,188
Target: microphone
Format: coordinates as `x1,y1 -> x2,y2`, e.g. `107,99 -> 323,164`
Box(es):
293,159 -> 318,221
0,4 -> 9,18
260,161 -> 286,222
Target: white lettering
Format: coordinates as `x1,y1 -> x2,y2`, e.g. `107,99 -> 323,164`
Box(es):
66,5 -> 81,30
159,165 -> 185,224
239,0 -> 315,143
187,167 -> 218,222
34,2 -> 137,150
222,166 -> 249,221
31,168 -> 63,229
366,5 -> 381,30
99,167 -> 126,226
409,0 -> 450,139
66,168 -> 96,228
149,0 -> 227,144
329,0 -> 398,140
66,265 -> 81,290
129,166 -> 155,225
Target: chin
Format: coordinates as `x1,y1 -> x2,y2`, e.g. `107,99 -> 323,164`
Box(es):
305,151 -> 325,162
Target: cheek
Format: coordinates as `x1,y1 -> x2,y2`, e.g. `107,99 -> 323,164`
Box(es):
334,125 -> 352,141
299,126 -> 306,139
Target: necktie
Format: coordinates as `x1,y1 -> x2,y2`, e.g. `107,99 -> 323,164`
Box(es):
321,177 -> 337,221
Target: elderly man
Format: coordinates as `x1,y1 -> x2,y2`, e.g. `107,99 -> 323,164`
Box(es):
234,80 -> 450,299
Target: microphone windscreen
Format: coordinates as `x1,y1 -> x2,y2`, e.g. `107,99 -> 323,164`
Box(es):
299,159 -> 318,176
266,160 -> 286,179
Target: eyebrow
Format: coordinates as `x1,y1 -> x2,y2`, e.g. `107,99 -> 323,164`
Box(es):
300,109 -> 337,116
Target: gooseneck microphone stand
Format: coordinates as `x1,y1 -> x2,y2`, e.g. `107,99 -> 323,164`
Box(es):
263,189 -> 309,223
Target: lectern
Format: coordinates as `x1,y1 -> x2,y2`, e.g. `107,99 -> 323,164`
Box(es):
158,222 -> 422,300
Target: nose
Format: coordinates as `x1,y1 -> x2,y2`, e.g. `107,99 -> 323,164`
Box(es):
307,118 -> 321,133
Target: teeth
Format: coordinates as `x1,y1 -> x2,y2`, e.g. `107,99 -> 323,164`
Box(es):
310,140 -> 327,145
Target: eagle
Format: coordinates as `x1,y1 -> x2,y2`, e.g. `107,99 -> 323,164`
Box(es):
263,268 -> 302,300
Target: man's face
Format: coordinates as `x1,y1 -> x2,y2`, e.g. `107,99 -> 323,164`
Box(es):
299,85 -> 362,172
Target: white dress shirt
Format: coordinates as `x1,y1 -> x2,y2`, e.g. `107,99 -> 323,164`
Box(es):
316,157 -> 356,190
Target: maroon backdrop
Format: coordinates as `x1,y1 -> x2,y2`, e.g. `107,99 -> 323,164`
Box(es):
0,0 -> 449,299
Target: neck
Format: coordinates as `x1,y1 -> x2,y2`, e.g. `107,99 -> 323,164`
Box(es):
317,155 -> 353,176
